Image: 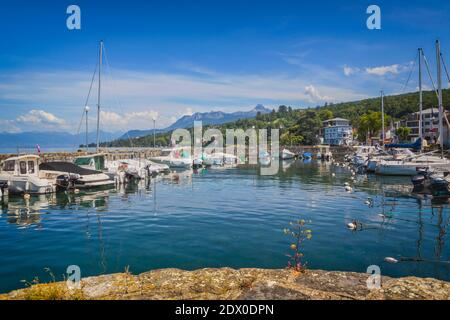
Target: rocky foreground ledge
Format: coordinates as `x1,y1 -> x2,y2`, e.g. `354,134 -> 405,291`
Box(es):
1,268 -> 449,300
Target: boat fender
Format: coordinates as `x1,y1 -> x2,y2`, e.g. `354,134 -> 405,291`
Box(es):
331,173 -> 336,177
74,189 -> 80,194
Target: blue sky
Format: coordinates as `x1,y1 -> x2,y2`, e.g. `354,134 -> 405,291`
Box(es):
0,0 -> 449,133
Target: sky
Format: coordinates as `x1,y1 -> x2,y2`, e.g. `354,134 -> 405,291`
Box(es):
0,0 -> 449,134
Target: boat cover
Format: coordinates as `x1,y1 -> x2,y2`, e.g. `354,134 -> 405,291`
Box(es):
385,138 -> 422,151
39,162 -> 101,175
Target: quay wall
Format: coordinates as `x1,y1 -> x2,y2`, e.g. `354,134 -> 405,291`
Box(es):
0,146 -> 353,163
0,148 -> 163,163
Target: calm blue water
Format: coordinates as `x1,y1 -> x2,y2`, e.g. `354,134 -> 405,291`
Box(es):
0,160 -> 449,293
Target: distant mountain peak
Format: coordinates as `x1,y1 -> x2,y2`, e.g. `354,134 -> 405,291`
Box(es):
120,105 -> 271,140
254,104 -> 270,112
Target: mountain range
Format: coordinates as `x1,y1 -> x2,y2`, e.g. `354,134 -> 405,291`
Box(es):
0,131 -> 122,150
0,105 -> 271,149
120,105 -> 271,139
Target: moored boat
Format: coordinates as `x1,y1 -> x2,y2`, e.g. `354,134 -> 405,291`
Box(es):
281,149 -> 296,160
150,147 -> 192,169
39,161 -> 115,190
0,155 -> 55,195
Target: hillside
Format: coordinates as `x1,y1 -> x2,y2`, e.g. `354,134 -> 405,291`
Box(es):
102,89 -> 450,147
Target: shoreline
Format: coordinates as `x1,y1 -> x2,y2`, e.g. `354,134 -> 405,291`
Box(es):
1,267 -> 448,300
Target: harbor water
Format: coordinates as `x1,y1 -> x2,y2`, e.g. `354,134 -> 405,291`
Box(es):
0,160 -> 449,293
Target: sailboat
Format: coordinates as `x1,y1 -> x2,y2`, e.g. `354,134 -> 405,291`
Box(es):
374,43 -> 450,176
72,41 -> 166,180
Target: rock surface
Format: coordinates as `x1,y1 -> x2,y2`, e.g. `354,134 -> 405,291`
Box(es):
0,268 -> 448,300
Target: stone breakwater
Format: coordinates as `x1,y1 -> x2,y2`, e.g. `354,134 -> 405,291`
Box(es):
0,149 -> 162,162
1,268 -> 449,300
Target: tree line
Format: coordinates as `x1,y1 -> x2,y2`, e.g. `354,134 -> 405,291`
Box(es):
100,89 -> 450,148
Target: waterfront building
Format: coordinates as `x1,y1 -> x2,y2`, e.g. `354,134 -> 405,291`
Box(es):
322,118 -> 353,146
400,108 -> 450,147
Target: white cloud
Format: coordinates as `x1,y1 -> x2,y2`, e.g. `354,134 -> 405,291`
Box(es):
365,64 -> 400,76
304,85 -> 333,103
182,108 -> 194,116
16,109 -> 65,125
343,65 -> 359,76
100,110 -> 159,131
0,119 -> 21,133
0,66 -> 368,133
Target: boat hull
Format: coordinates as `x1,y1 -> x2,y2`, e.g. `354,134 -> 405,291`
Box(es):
376,163 -> 450,176
0,175 -> 55,195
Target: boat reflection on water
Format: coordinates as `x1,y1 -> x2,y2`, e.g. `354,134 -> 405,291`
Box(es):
0,194 -> 49,227
1,189 -> 112,228
281,159 -> 296,172
0,170 -> 201,226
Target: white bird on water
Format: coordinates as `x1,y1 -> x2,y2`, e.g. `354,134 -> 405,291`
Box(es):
345,186 -> 353,192
384,257 -> 399,264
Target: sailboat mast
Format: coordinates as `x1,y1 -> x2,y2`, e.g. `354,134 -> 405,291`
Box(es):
85,106 -> 89,152
418,48 -> 423,150
381,90 -> 385,146
96,40 -> 103,152
436,40 -> 444,158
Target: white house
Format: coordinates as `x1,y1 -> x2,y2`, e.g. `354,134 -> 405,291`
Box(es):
322,118 -> 353,146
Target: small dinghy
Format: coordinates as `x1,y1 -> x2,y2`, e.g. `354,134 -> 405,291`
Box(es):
281,149 -> 296,160
302,152 -> 312,160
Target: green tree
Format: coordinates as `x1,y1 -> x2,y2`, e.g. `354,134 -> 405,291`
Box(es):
357,111 -> 391,142
396,127 -> 412,142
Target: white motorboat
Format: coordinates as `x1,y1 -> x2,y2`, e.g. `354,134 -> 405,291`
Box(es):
366,149 -> 415,172
147,161 -> 170,175
350,146 -> 377,166
375,153 -> 450,176
39,161 -> 115,190
0,155 -> 55,195
203,152 -> 238,167
281,149 -> 296,160
150,147 -> 192,169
